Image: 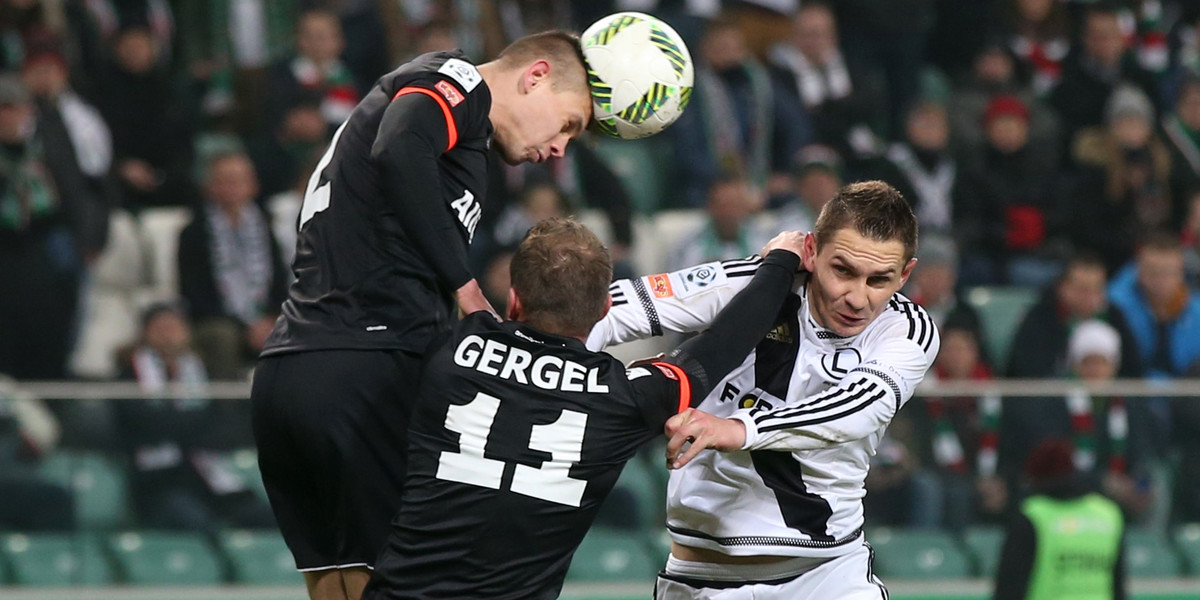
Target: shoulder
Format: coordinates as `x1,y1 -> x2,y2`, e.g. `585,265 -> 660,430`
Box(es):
876,293 -> 938,352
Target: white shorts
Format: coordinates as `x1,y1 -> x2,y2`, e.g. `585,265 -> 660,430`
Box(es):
654,543 -> 887,600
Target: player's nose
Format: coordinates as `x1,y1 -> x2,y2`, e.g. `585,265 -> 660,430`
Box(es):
548,134 -> 569,158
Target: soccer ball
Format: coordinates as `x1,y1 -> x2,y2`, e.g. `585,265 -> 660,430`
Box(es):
581,12 -> 694,140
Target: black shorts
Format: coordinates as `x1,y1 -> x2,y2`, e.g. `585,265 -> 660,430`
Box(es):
251,349 -> 422,571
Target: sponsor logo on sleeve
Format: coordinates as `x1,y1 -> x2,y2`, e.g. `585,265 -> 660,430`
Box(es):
672,262 -> 727,299
438,58 -> 482,92
434,80 -> 464,106
649,273 -> 674,298
653,364 -> 678,380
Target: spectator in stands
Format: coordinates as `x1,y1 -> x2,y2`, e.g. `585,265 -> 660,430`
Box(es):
0,74 -> 106,380
479,137 -> 637,279
946,39 -> 1062,161
900,317 -> 1002,528
88,24 -> 196,211
667,176 -> 765,270
178,153 -> 288,380
1108,232 -> 1200,379
768,1 -> 884,160
669,17 -> 810,208
321,0 -> 393,97
1000,318 -> 1162,522
1164,76 -> 1200,219
173,0 -> 297,134
1065,320 -> 1156,521
21,37 -> 117,206
65,0 -> 177,80
263,9 -> 359,135
993,438 -> 1127,600
954,94 -> 1063,287
871,101 -> 956,236
1071,85 -> 1174,272
1051,3 -> 1159,153
248,93 -> 329,199
485,181 -> 566,256
998,0 -> 1072,96
0,377 -> 75,531
0,3 -> 59,72
1008,252 -> 1142,378
115,303 -> 274,531
833,0 -> 932,138
774,144 -> 842,234
904,236 -> 988,357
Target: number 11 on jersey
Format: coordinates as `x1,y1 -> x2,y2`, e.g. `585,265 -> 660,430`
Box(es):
436,392 -> 589,507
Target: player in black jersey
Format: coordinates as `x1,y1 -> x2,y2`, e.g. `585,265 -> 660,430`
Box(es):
361,219 -> 805,600
249,32 -> 593,600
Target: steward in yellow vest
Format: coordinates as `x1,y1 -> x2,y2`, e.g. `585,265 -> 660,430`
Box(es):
993,439 -> 1126,600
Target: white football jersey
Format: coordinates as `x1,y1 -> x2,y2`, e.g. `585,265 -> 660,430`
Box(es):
587,256 -> 939,558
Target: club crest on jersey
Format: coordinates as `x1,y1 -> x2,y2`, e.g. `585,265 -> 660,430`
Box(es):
434,80 -> 464,107
438,58 -> 481,92
765,323 -> 793,343
648,274 -> 673,298
820,348 -> 862,381
674,262 -> 727,299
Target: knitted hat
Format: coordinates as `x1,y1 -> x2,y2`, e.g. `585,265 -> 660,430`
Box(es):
1067,319 -> 1121,368
982,95 -> 1030,125
1025,438 -> 1077,484
1106,84 -> 1155,125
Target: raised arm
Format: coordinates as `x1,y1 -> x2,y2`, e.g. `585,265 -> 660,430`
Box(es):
586,255 -> 766,351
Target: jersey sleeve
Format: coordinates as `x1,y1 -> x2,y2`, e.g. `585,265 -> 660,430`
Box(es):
371,70 -> 486,292
730,309 -> 940,452
585,256 -> 766,351
626,362 -> 693,433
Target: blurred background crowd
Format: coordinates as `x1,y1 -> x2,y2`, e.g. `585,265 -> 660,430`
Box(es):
2,0 -> 1200,554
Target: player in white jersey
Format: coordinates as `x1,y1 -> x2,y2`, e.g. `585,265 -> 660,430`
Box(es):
587,180 -> 938,599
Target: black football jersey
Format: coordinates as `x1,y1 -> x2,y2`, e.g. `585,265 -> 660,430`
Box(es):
365,311 -> 691,600
263,51 -> 492,356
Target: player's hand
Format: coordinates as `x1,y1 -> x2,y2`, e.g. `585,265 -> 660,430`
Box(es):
456,279 -> 501,321
760,231 -> 806,261
664,408 -> 746,469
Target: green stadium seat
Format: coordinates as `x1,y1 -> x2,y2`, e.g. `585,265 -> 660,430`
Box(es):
38,451 -> 131,530
611,453 -> 667,530
1173,523 -> 1200,576
0,533 -> 113,585
222,448 -> 269,503
962,526 -> 1005,577
867,528 -> 972,579
566,528 -> 659,583
106,531 -> 223,585
964,286 -> 1040,367
1123,528 -> 1183,577
218,529 -> 297,584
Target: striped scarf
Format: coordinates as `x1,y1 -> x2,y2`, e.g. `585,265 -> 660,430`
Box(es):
290,56 -> 360,127
206,203 -> 273,325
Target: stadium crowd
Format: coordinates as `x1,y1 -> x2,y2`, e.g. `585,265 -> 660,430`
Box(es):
1,0 -> 1200,550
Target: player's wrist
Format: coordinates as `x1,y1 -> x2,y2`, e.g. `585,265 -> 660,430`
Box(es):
728,412 -> 757,450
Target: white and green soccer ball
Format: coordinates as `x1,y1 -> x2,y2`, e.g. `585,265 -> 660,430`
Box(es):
581,12 -> 694,140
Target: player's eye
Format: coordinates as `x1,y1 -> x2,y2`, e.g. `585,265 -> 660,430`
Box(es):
868,276 -> 890,287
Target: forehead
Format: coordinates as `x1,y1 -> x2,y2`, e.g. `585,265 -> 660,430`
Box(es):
819,228 -> 907,271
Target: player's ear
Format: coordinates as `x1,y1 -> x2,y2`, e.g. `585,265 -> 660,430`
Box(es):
598,294 -> 613,321
524,59 -> 552,91
899,257 -> 918,288
506,288 -> 523,321
801,232 -> 817,272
